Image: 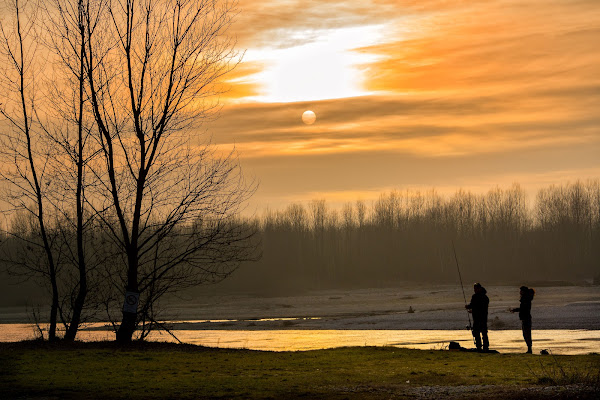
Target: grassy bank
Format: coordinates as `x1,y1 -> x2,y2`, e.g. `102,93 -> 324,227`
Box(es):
1,341 -> 599,399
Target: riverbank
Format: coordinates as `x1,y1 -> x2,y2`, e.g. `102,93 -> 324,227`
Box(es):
119,284 -> 600,331
3,285 -> 599,330
1,341 -> 598,399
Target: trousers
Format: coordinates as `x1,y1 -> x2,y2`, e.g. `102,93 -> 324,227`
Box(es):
522,318 -> 532,347
472,319 -> 489,350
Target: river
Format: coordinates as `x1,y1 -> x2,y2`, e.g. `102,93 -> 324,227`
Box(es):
1,323 -> 599,354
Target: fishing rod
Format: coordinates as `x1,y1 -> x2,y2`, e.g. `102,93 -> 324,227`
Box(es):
452,240 -> 475,345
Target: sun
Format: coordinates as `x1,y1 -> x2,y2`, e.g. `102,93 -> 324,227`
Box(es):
302,110 -> 316,125
242,25 -> 384,103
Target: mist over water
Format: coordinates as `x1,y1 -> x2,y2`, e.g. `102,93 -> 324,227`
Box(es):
216,181 -> 600,295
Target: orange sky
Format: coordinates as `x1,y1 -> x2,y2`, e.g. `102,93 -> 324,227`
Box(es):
206,0 -> 600,211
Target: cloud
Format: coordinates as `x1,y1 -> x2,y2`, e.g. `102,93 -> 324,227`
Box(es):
204,78 -> 600,211
207,82 -> 600,156
209,0 -> 600,210
219,61 -> 265,100
232,0 -> 400,48
357,3 -> 600,93
240,139 -> 600,212
225,0 -> 600,105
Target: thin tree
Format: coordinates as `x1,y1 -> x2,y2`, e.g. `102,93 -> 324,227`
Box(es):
0,0 -> 60,340
77,0 -> 255,343
42,0 -> 100,341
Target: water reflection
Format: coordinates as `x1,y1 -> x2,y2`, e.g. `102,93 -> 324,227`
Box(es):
158,329 -> 600,354
1,323 -> 598,354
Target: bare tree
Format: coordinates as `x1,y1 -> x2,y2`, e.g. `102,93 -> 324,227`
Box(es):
0,0 -> 61,340
41,0 -> 100,341
1,0 -> 106,342
1,0 -> 256,343
74,0 -> 254,343
356,199 -> 366,228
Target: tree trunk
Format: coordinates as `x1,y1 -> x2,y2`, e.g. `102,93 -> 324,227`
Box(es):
64,16 -> 88,343
116,311 -> 137,343
64,282 -> 86,341
116,251 -> 139,343
48,273 -> 59,341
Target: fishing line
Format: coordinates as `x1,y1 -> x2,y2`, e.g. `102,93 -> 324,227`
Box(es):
452,240 -> 475,345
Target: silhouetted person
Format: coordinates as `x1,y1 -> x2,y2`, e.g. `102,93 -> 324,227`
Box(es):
510,286 -> 535,353
465,283 -> 489,351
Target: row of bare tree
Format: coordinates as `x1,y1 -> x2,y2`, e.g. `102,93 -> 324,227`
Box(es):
0,0 -> 256,342
216,181 -> 600,294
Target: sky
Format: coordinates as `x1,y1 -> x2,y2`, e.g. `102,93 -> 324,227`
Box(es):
206,0 -> 600,212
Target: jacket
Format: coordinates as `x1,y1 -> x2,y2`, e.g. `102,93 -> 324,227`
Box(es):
466,289 -> 489,322
513,293 -> 532,320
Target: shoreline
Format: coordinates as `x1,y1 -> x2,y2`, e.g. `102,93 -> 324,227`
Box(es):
2,285 -> 599,330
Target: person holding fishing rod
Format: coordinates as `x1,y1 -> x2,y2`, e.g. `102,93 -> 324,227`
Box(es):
465,283 -> 489,352
452,243 -> 490,352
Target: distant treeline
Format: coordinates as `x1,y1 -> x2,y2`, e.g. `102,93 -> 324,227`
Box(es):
2,181 -> 600,306
213,180 -> 600,294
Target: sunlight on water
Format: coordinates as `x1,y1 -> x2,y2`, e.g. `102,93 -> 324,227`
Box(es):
1,324 -> 599,354
162,329 -> 600,354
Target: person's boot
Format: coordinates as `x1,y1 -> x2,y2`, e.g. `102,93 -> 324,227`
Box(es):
482,332 -> 489,352
474,334 -> 482,351
526,346 -> 532,354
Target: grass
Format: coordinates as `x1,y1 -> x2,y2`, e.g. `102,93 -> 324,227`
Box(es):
0,341 -> 599,399
527,351 -> 600,386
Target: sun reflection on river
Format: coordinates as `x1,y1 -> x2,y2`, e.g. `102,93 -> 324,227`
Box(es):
1,324 -> 599,355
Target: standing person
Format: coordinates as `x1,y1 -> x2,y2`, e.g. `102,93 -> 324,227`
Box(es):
511,286 -> 535,353
465,283 -> 489,352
